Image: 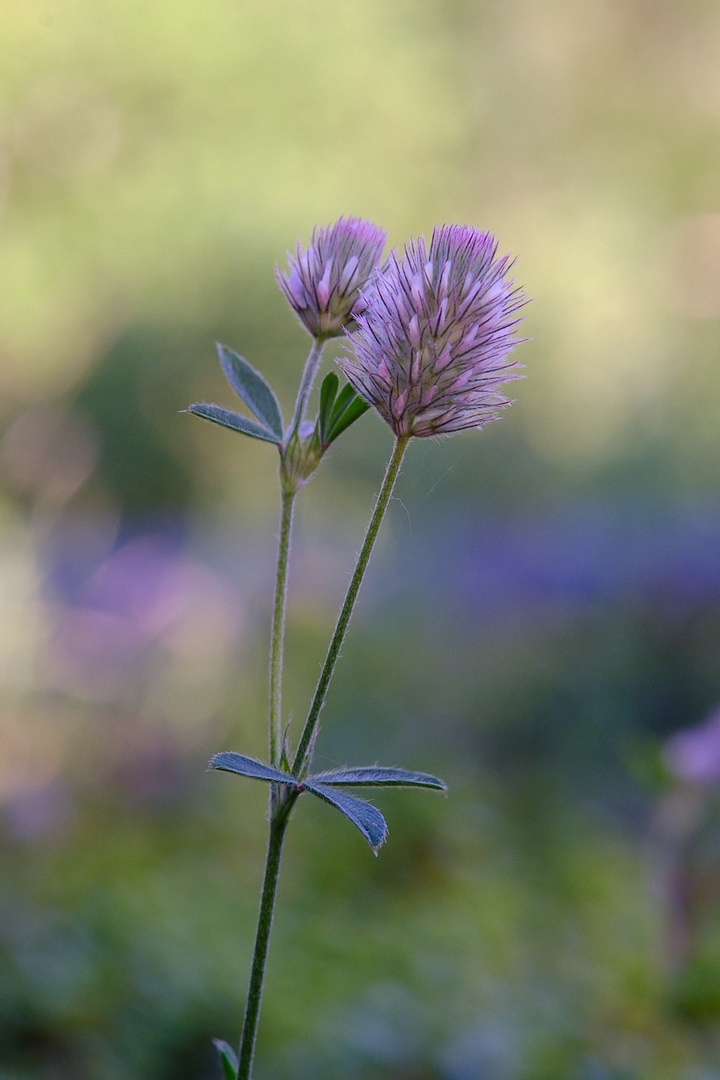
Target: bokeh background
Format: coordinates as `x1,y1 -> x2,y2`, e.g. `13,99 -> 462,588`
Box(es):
3,0 -> 720,1077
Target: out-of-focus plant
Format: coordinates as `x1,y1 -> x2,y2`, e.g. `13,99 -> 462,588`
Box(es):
187,217 -> 527,1079
658,705 -> 720,1014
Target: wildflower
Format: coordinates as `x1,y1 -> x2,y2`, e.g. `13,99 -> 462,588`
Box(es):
665,705 -> 720,786
276,217 -> 387,340
339,224 -> 527,438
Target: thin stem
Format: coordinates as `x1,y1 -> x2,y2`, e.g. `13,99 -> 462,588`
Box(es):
236,351 -> 400,1080
268,338 -> 326,765
292,434 -> 410,776
236,796 -> 296,1080
268,490 -> 295,765
287,337 -> 326,440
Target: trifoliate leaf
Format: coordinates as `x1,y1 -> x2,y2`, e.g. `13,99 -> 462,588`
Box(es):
307,766 -> 447,791
210,752 -> 295,785
187,404 -> 281,444
212,1039 -> 238,1080
304,782 -> 388,853
217,344 -> 284,441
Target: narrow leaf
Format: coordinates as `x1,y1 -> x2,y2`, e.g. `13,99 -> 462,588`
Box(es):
304,782 -> 388,853
213,1039 -> 238,1080
318,372 -> 339,444
210,752 -> 296,785
330,381 -> 357,421
217,344 -> 284,440
325,395 -> 370,444
187,404 -> 281,444
308,766 -> 447,792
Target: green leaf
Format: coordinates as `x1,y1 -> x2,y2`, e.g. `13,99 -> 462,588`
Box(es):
325,394 -> 370,444
307,766 -> 447,792
213,1039 -> 238,1080
210,752 -> 295,785
318,371 -> 339,444
217,343 -> 284,441
187,403 -> 281,444
304,782 -> 388,853
330,381 -> 357,420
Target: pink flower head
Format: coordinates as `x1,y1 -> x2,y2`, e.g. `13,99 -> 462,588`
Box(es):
339,225 -> 527,438
276,217 -> 387,340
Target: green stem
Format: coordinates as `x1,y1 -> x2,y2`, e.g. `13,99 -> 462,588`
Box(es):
236,352 -> 402,1080
287,337 -> 326,441
292,434 -> 410,776
269,338 -> 326,765
237,339 -> 327,1073
268,490 -> 295,765
236,795 -> 296,1080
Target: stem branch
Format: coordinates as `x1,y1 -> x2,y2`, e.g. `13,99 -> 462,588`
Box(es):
237,351 -> 404,1080
288,337 -> 326,440
292,434 -> 410,775
269,338 -> 326,764
268,491 -> 295,765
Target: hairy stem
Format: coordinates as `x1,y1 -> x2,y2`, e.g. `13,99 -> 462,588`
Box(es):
292,434 -> 410,776
236,795 -> 296,1080
238,340 -> 328,1072
288,336 -> 326,440
269,338 -> 326,765
268,490 -> 295,765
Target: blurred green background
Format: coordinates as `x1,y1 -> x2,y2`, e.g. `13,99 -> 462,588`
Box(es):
3,0 -> 720,1077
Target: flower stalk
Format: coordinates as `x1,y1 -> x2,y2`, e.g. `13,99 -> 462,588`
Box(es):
292,433 -> 410,776
287,337 -> 326,444
268,489 -> 295,767
269,331 -> 333,766
236,432 -> 409,1077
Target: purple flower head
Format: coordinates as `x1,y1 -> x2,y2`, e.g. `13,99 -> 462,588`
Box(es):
276,217 -> 388,340
339,224 -> 527,438
664,705 -> 720,786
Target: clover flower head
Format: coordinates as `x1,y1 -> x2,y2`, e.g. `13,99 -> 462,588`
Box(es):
338,224 -> 527,438
276,217 -> 387,340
